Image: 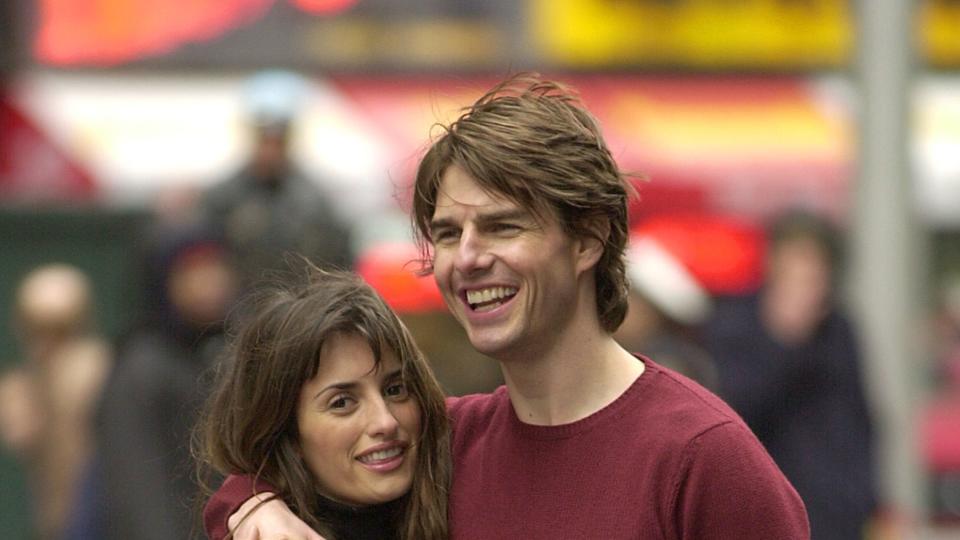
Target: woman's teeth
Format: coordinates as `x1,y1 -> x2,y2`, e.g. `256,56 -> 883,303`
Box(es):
358,447 -> 402,463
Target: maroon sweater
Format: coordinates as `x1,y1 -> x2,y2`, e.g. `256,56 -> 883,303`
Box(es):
206,358 -> 809,539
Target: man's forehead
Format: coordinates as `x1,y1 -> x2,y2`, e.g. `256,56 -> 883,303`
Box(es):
433,176 -> 517,215
431,164 -> 556,223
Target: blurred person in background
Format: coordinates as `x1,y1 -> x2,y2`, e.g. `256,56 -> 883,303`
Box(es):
614,231 -> 718,390
931,276 -> 960,394
705,210 -> 877,540
0,264 -> 112,540
94,220 -> 238,540
922,276 -> 960,523
201,70 -> 353,288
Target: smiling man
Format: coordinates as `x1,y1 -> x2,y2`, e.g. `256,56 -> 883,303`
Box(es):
206,75 -> 810,539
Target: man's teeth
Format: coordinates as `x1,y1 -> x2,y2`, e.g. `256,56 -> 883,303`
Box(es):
358,447 -> 402,463
466,287 -> 518,307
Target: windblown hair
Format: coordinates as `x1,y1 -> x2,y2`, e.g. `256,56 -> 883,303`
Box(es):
195,266 -> 449,540
412,73 -> 635,332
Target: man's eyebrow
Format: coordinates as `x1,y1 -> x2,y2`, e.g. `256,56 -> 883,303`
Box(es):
429,217 -> 456,232
430,209 -> 535,234
473,209 -> 530,223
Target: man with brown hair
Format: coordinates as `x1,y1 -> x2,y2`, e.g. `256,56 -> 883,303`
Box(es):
206,75 -> 809,539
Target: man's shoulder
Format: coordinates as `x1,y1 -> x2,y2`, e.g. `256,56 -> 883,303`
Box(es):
632,358 -> 750,441
446,386 -> 508,420
444,386 -> 513,443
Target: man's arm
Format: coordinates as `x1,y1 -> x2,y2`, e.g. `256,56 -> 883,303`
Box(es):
204,474 -> 324,540
673,421 -> 810,539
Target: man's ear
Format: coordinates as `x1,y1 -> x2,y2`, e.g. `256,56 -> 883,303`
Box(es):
575,218 -> 609,274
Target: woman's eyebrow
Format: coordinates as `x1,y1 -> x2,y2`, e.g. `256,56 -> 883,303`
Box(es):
382,368 -> 404,382
313,381 -> 357,400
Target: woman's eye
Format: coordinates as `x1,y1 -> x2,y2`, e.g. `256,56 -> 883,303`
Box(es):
385,382 -> 408,398
329,396 -> 353,410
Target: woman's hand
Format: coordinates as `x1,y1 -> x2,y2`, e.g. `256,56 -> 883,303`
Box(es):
228,492 -> 326,540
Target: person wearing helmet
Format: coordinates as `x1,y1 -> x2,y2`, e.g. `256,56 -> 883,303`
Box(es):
201,71 -> 353,288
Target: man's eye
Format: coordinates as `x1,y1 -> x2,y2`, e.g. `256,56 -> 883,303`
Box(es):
433,229 -> 459,243
491,223 -> 520,233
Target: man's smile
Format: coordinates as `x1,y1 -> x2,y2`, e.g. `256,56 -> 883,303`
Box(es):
465,286 -> 518,312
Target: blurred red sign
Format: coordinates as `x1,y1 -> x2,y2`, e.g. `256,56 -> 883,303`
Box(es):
34,0 -> 274,65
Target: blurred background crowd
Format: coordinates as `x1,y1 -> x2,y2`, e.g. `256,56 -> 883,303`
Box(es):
1,1 -> 959,539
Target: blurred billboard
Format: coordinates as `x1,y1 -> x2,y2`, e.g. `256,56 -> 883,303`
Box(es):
17,0 -> 960,70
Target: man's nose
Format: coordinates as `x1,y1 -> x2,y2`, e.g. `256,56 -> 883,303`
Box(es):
454,229 -> 493,274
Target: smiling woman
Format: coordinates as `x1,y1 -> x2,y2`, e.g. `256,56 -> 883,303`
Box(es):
296,333 -> 421,507
194,266 -> 450,540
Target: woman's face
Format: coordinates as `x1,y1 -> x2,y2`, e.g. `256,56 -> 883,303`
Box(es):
297,333 -> 421,506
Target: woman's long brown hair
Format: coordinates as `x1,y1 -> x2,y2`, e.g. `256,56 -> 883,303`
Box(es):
194,265 -> 450,539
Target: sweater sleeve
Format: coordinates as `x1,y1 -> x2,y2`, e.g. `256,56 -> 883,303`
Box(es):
203,474 -> 277,540
672,421 -> 810,540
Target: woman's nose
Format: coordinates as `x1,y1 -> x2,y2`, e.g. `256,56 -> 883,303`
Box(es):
366,398 -> 400,438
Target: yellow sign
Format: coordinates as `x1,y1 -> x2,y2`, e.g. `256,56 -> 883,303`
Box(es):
531,0 -> 960,69
920,0 -> 960,66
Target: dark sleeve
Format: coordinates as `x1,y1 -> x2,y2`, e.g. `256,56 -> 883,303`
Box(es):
817,315 -> 878,519
704,298 -> 817,434
672,422 -> 810,539
203,474 -> 278,540
281,174 -> 353,270
97,353 -> 185,540
303,198 -> 354,270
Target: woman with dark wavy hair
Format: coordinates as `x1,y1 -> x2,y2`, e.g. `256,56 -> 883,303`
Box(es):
195,266 -> 450,540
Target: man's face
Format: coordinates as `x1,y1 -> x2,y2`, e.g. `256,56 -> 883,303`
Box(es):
252,130 -> 288,179
428,165 -> 590,359
762,236 -> 832,343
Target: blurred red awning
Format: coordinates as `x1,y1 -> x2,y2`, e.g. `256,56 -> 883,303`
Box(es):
0,91 -> 97,202
332,75 -> 853,222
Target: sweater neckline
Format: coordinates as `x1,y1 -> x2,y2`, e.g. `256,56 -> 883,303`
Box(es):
505,355 -> 656,440
313,494 -> 401,540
